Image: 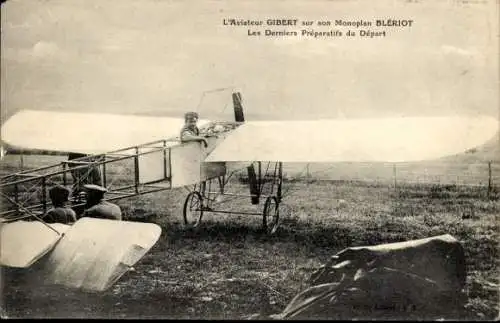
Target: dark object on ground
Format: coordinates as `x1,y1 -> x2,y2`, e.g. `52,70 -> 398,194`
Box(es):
271,234 -> 467,320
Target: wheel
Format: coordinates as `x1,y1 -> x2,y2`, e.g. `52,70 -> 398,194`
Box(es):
263,196 -> 280,235
183,191 -> 204,228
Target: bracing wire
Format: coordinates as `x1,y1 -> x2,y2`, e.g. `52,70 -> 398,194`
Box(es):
195,87 -> 235,114
0,190 -> 62,235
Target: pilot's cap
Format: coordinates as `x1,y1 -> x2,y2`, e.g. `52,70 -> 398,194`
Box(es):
49,185 -> 71,201
83,184 -> 108,193
184,112 -> 199,120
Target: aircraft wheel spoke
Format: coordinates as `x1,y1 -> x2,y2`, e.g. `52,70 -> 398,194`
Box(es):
183,191 -> 204,228
263,196 -> 280,235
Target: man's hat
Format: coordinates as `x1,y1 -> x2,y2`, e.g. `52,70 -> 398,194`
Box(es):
49,185 -> 71,201
49,185 -> 71,193
83,184 -> 108,193
184,111 -> 199,120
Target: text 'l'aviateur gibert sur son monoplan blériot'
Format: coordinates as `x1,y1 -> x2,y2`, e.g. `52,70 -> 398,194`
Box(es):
222,18 -> 414,38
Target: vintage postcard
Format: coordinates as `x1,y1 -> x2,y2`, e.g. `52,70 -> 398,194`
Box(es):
0,0 -> 498,320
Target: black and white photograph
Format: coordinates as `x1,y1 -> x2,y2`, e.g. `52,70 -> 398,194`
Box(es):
0,0 -> 499,320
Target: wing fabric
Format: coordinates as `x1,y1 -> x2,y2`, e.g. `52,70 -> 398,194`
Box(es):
1,110 -> 210,155
42,217 -> 162,292
0,221 -> 70,268
205,116 -> 498,163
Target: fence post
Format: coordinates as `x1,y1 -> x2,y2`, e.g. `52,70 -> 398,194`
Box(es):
393,163 -> 398,193
134,147 -> 140,194
488,161 -> 492,199
306,164 -> 310,184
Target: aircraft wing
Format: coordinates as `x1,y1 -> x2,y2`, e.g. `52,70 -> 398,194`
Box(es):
1,110 -> 210,155
205,116 -> 498,163
42,217 -> 162,292
0,221 -> 70,268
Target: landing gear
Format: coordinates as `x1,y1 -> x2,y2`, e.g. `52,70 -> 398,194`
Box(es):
181,162 -> 283,235
263,196 -> 280,235
183,191 -> 204,228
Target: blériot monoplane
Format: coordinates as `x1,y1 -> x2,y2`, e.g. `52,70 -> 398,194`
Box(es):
0,91 -> 497,292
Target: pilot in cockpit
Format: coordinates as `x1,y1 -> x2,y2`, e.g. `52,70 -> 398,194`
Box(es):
180,111 -> 208,148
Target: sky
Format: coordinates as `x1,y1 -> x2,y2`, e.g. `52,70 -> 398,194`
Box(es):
1,0 -> 499,123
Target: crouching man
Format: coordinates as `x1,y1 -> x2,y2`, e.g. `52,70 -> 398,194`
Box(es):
44,185 -> 77,224
82,184 -> 122,221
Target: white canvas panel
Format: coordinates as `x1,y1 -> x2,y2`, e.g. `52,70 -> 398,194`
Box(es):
1,110 -> 209,154
170,141 -> 203,188
206,116 -> 498,163
43,218 -> 161,292
0,221 -> 70,268
138,148 -> 168,184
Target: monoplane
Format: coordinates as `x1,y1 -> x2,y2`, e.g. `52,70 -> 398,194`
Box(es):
0,92 -> 497,292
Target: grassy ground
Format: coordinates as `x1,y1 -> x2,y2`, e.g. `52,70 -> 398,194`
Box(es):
2,176 -> 499,320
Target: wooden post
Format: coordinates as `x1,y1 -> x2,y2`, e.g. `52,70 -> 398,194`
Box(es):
488,161 -> 492,199
306,164 -> 310,183
134,147 -> 140,194
393,163 -> 397,193
102,155 -> 107,188
63,162 -> 67,186
277,162 -> 283,203
163,140 -> 167,180
42,177 -> 47,214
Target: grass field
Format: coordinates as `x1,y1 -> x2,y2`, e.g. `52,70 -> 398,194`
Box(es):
1,155 -> 499,320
